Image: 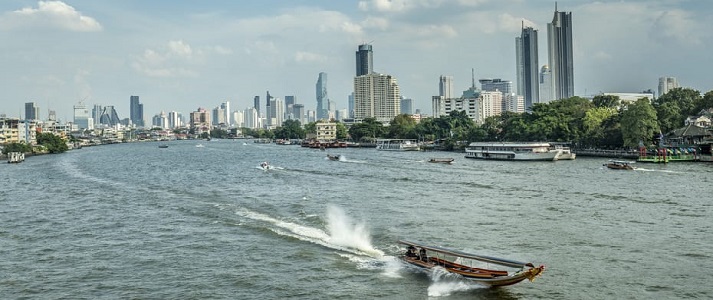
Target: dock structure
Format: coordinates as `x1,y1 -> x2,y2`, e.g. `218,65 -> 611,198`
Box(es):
8,152 -> 25,163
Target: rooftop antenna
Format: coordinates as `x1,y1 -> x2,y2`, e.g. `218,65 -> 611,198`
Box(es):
555,2 -> 558,12
471,68 -> 475,89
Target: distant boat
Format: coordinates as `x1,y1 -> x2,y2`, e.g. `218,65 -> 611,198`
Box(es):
428,158 -> 454,164
605,159 -> 635,170
327,154 -> 341,161
399,240 -> 545,287
465,142 -> 558,161
376,139 -> 420,151
195,144 -> 204,148
7,152 -> 25,163
158,144 -> 169,148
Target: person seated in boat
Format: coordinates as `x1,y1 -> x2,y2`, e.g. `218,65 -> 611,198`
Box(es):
261,161 -> 269,168
419,248 -> 427,262
405,245 -> 417,258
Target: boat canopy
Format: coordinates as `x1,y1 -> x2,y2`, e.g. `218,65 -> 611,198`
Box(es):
398,240 -> 533,269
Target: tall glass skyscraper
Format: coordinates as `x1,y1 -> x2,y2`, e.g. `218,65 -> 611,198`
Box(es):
356,44 -> 373,76
516,25 -> 539,109
548,5 -> 574,100
25,102 -> 39,120
316,72 -> 329,120
130,95 -> 144,127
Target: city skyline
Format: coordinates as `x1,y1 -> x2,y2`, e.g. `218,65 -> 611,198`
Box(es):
1,0 -> 712,122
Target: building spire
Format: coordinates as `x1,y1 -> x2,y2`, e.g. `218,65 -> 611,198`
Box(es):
471,68 -> 475,88
555,1 -> 558,12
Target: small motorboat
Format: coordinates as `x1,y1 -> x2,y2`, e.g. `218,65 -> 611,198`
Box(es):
158,144 -> 169,148
259,161 -> 273,170
196,144 -> 204,148
327,154 -> 341,161
428,158 -> 454,164
604,160 -> 634,170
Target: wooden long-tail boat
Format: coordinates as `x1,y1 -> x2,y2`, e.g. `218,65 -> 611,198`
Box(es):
398,240 -> 544,287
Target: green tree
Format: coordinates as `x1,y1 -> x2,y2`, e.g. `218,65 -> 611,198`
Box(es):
621,98 -> 659,148
36,132 -> 69,154
2,142 -> 32,154
348,117 -> 384,141
582,107 -> 618,147
654,87 -> 702,133
304,122 -> 317,135
387,114 -> 418,139
210,128 -> 229,139
335,122 -> 348,140
592,95 -> 620,108
693,90 -> 713,113
274,119 -> 305,139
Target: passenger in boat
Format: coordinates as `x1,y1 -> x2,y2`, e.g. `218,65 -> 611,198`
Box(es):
405,246 -> 417,258
419,248 -> 427,262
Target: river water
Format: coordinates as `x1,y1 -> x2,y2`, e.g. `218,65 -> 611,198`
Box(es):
1,140 -> 712,299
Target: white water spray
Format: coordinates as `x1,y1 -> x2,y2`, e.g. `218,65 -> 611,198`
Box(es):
326,205 -> 384,257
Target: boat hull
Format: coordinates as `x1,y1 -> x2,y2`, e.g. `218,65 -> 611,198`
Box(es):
465,142 -> 558,161
401,256 -> 544,287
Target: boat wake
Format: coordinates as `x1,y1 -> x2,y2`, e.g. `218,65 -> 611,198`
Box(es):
427,267 -> 487,297
235,205 -> 384,258
631,168 -> 682,173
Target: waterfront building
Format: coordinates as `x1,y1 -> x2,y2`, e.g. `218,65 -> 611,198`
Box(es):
548,5 -> 575,100
658,77 -> 679,97
315,121 -> 337,141
516,24 -> 540,109
480,91 -> 503,120
25,102 -> 39,121
18,120 -> 38,144
0,118 -> 20,144
129,96 -> 144,127
316,72 -> 329,121
432,96 -> 480,122
356,44 -> 373,76
354,73 -> 401,123
212,105 -> 226,126
189,108 -> 211,134
400,97 -> 413,115
539,65 -> 554,103
439,76 -> 454,99
73,102 -> 92,130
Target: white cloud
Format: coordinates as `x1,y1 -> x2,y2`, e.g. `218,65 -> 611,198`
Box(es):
294,51 -> 328,63
168,40 -> 193,57
358,0 -> 450,12
361,16 -> 389,30
651,9 -> 704,46
0,1 -> 101,32
132,40 -> 204,78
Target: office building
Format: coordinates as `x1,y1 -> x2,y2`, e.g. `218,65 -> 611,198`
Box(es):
189,108 -> 211,134
130,95 -> 144,127
504,93 -> 525,113
168,111 -> 182,129
254,96 -> 260,117
73,102 -> 91,130
439,75 -> 454,99
316,72 -> 329,120
293,104 -> 305,125
354,73 -> 401,123
348,93 -> 354,118
479,78 -> 513,96
516,24 -> 540,109
152,111 -> 168,129
356,44 -> 373,76
284,95 -> 295,120
99,106 -> 121,126
25,102 -> 39,120
539,65 -> 554,103
548,5 -> 574,99
658,77 -> 679,97
400,97 -> 413,115
243,107 -> 259,129
92,104 -> 102,126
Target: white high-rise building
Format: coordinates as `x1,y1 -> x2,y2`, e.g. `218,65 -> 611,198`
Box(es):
73,102 -> 92,130
658,77 -> 679,97
431,96 -> 481,123
480,91 -> 503,120
439,75 -> 454,99
221,101 -> 231,126
504,93 -> 525,113
233,110 -> 244,128
243,107 -> 259,129
354,73 -> 401,123
168,111 -> 182,129
152,111 -> 168,129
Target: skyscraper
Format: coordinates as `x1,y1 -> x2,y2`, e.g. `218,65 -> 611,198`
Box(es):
266,91 -> 273,127
658,77 -> 679,97
293,104 -> 305,125
548,5 -> 574,100
284,95 -> 295,120
439,75 -> 454,99
516,24 -> 539,109
479,79 -> 513,95
92,104 -> 102,126
316,72 -> 329,120
24,102 -> 39,120
99,106 -> 121,126
130,95 -> 144,127
254,96 -> 260,116
539,65 -> 554,103
400,97 -> 413,115
356,44 -> 373,76
73,102 -> 91,130
354,73 -> 401,123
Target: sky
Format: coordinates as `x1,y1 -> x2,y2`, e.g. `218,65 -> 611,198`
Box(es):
1,0 -> 712,122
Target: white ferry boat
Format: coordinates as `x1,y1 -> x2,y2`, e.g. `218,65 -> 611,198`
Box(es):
550,144 -> 576,160
376,139 -> 420,151
465,142 -> 559,161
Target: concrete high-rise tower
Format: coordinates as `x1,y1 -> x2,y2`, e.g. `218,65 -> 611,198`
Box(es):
439,75 -> 454,99
354,73 -> 400,123
658,77 -> 679,97
548,4 -> 574,100
24,102 -> 39,120
516,24 -> 540,109
356,44 -> 373,76
316,72 -> 329,120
